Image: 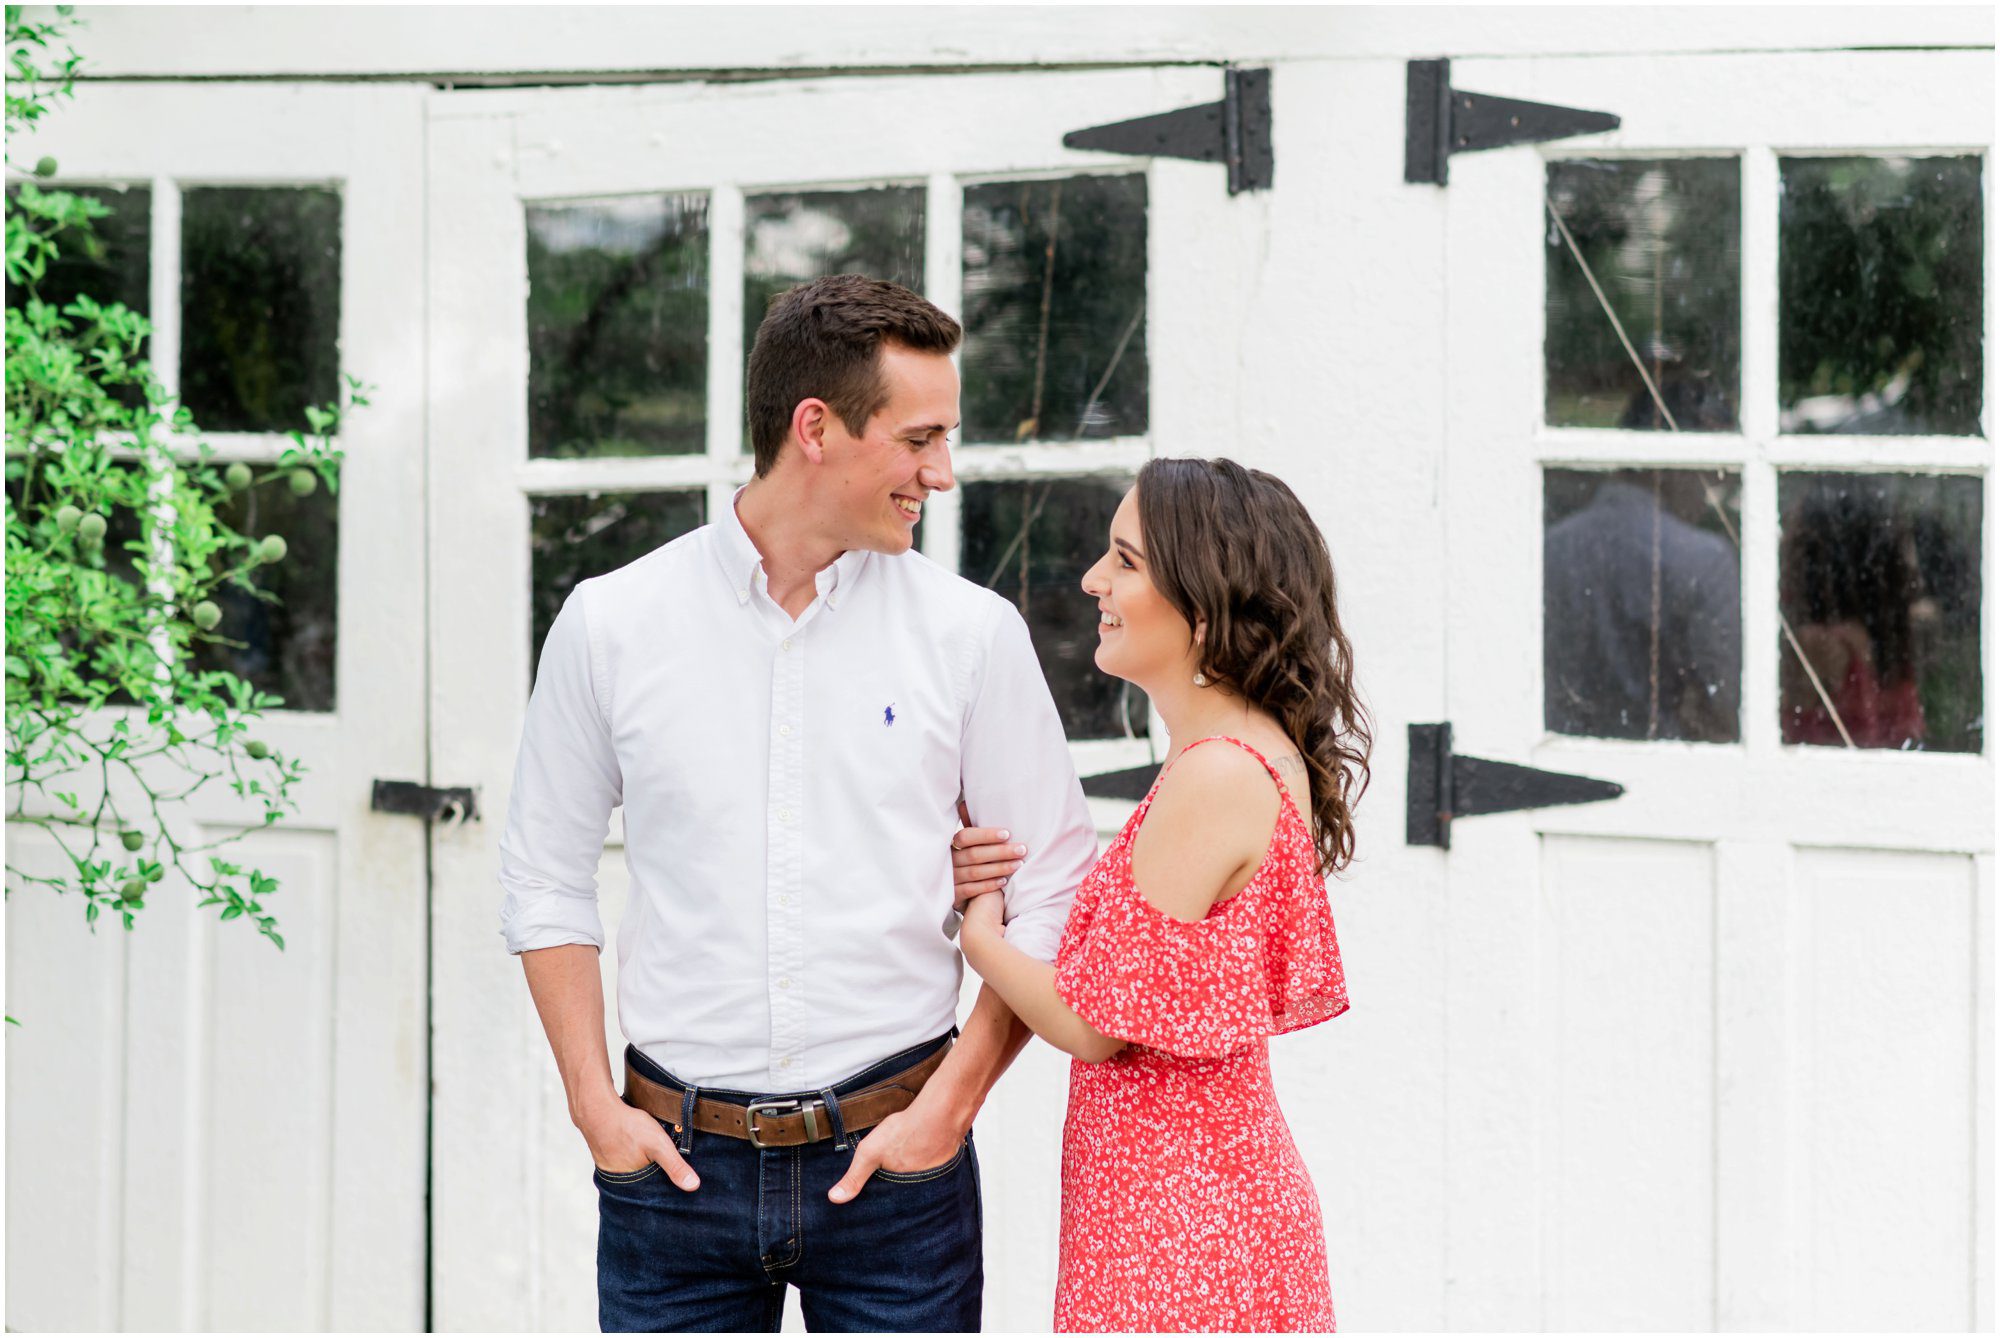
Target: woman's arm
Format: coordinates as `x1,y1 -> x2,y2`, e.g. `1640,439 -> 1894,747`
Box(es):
957,894 -> 1125,1063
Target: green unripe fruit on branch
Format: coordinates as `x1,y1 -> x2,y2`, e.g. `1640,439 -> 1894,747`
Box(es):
225,462 -> 253,491
54,505 -> 82,532
256,535 -> 287,564
120,830 -> 144,852
119,878 -> 146,902
288,469 -> 317,497
192,600 -> 222,631
34,155 -> 57,178
244,740 -> 270,760
76,512 -> 107,542
146,865 -> 165,883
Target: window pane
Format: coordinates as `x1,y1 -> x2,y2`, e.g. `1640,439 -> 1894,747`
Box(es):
961,476 -> 1147,740
530,490 -> 707,672
5,463 -> 148,707
1779,472 -> 1982,752
527,195 -> 709,459
5,183 -> 151,318
1546,159 -> 1740,432
1544,468 -> 1743,742
744,185 -> 926,354
192,479 -> 338,712
962,175 -> 1147,443
1779,157 -> 1983,436
181,187 -> 341,434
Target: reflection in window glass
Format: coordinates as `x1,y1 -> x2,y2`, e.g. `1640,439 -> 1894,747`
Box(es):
527,195 -> 709,459
1545,159 -> 1740,431
744,186 -> 925,360
181,187 -> 342,433
192,478 -> 338,712
962,175 -> 1147,443
1779,157 -> 1983,436
1544,468 -> 1742,742
530,490 -> 706,673
962,476 -> 1146,740
1778,472 -> 1982,752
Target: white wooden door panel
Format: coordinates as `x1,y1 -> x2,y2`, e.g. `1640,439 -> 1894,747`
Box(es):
4,83 -> 431,1331
425,66 -> 1251,1331
1443,48 -> 1991,1332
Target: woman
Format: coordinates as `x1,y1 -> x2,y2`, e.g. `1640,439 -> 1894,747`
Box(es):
952,456 -> 1371,1332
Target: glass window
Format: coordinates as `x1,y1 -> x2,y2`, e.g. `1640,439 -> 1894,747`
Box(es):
530,490 -> 707,673
527,194 -> 709,459
5,182 -> 151,319
1778,156 -> 1983,436
180,187 -> 342,433
1778,472 -> 1982,752
1544,467 -> 1743,743
961,475 -> 1147,740
191,480 -> 338,712
1545,159 -> 1741,432
744,186 -> 926,356
962,174 -> 1148,443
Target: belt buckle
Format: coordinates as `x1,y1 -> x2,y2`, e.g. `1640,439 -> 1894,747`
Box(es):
744,1098 -> 801,1149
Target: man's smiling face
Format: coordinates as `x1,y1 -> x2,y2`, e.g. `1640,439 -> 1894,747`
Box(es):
818,342 -> 959,556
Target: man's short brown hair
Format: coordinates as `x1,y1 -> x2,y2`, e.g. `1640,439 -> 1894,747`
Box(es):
744,274 -> 962,478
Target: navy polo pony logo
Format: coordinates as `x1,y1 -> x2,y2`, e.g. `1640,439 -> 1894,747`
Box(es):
884,703 -> 896,726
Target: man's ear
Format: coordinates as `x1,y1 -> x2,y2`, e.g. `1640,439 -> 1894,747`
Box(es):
792,398 -> 830,467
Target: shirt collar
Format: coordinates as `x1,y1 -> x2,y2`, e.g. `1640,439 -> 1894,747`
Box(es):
715,486 -> 872,610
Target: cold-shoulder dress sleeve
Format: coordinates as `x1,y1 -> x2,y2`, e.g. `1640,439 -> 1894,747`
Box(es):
1051,737 -> 1349,1060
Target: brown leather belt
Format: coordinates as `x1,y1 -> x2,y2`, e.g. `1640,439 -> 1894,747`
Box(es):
623,1040 -> 952,1149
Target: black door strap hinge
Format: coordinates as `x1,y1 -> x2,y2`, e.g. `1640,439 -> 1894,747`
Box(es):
1064,67 -> 1272,194
1407,722 -> 1623,848
1405,58 -> 1620,185
371,779 -> 479,825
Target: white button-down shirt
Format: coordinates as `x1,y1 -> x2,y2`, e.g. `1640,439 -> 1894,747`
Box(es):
498,492 -> 1100,1091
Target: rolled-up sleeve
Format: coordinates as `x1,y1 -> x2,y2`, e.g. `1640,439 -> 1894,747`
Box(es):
498,584 -> 623,954
958,599 -> 1099,963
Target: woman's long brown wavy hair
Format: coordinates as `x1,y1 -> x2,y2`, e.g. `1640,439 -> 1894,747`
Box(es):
1136,457 -> 1372,876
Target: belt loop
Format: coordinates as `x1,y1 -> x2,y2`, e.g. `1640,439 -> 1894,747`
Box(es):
818,1087 -> 851,1152
678,1085 -> 699,1156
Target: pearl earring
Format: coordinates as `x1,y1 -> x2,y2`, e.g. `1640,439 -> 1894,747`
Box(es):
1192,672 -> 1209,687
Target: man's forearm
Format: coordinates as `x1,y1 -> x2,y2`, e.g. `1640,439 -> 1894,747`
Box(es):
915,983 -> 1033,1133
520,943 -> 621,1124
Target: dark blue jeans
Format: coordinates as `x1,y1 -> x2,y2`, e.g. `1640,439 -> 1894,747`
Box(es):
596,1033 -> 982,1333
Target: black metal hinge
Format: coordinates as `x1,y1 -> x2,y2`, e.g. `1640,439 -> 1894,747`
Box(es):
1064,67 -> 1272,194
1407,723 -> 1623,848
1405,58 -> 1620,185
371,779 -> 479,825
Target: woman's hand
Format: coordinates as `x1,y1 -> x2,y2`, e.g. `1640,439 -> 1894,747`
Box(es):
959,886 -> 1006,942
951,821 -> 1028,910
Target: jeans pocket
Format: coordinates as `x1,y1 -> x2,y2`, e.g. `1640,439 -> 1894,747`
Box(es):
593,1160 -> 664,1185
870,1136 -> 971,1185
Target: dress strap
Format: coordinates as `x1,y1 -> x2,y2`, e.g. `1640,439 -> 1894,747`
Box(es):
1166,734 -> 1290,792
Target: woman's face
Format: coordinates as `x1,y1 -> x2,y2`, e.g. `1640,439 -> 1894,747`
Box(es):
1080,487 -> 1197,687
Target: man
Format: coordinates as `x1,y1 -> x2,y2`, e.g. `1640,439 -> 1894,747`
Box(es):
498,274 -> 1099,1332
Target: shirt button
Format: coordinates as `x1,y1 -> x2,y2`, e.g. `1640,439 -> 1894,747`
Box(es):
781,638 -> 793,651
778,977 -> 793,990
778,894 -> 792,907
778,1057 -> 793,1069
777,807 -> 793,824
778,724 -> 792,737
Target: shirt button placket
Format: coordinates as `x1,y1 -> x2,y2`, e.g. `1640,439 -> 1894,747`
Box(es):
767,632 -> 808,1087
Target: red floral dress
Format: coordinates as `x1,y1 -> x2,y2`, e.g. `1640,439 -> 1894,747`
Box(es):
1051,736 -> 1349,1333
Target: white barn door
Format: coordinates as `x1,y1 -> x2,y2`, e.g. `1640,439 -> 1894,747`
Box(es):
423,69 -> 1258,1331
5,85 -> 431,1329
1440,51 -> 1993,1329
